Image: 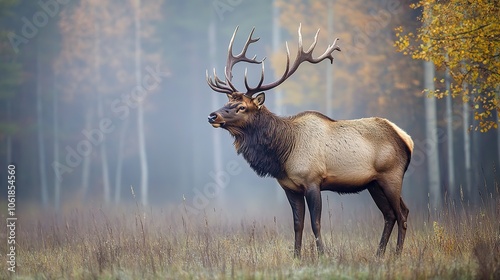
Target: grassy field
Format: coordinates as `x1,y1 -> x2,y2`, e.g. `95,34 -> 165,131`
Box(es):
2,187 -> 499,279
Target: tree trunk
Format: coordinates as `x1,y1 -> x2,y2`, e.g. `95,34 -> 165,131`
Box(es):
272,0 -> 284,117
53,73 -> 61,210
94,18 -> 111,203
497,87 -> 500,169
114,118 -> 128,204
208,18 -> 224,204
497,112 -> 500,170
445,59 -> 455,201
36,42 -> 49,208
81,109 -> 92,198
424,60 -> 441,209
98,89 -> 111,203
325,1 -> 334,118
134,0 -> 149,206
462,80 -> 472,198
272,0 -> 285,202
6,100 -> 12,165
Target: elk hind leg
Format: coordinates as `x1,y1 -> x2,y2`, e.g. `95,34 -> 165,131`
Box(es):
368,184 -> 396,257
400,197 -> 409,223
378,177 -> 407,255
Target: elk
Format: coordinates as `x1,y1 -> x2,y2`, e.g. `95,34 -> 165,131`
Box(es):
206,25 -> 413,258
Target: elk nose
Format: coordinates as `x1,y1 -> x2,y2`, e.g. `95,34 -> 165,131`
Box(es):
208,113 -> 217,123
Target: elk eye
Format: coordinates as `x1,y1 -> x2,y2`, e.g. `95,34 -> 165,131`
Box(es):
237,106 -> 246,112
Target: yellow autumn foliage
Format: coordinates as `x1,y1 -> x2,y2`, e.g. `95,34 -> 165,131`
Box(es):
395,0 -> 500,132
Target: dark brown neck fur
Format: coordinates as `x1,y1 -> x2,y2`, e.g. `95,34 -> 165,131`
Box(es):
229,106 -> 294,179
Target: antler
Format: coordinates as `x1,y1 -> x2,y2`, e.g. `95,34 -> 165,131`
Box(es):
206,26 -> 263,95
206,24 -> 341,96
245,24 -> 341,96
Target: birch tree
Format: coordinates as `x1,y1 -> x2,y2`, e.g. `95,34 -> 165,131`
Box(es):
208,16 -> 224,202
57,0 -> 96,199
57,0 -> 129,203
0,0 -> 21,191
132,0 -> 149,205
36,40 -> 49,207
395,0 -> 500,132
424,60 -> 441,209
445,59 -> 455,198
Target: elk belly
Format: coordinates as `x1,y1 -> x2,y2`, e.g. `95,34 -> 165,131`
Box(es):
320,152 -> 377,193
320,175 -> 375,194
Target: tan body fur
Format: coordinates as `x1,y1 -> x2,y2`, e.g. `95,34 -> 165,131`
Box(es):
280,113 -> 413,194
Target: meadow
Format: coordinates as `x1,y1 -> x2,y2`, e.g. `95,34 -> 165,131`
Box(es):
2,185 -> 499,280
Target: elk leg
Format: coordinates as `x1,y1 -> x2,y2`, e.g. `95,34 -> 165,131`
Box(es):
305,187 -> 325,255
368,185 -> 396,257
399,197 -> 409,249
284,189 -> 305,258
400,197 -> 409,221
379,179 -> 407,255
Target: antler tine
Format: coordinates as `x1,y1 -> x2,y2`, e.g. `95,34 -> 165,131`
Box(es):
244,68 -> 250,93
306,28 -> 320,54
207,26 -> 264,95
223,66 -> 238,92
244,24 -> 340,96
297,23 -> 304,53
225,26 -> 263,82
244,59 -> 267,96
310,36 -> 341,64
213,68 -> 226,86
225,26 -> 240,81
206,69 -> 232,94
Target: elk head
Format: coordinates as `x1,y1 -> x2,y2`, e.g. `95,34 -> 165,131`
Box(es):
207,24 -> 341,133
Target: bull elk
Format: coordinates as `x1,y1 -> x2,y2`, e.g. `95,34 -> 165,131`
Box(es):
206,25 -> 413,258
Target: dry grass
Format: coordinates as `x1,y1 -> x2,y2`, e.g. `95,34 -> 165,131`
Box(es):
1,186 -> 499,279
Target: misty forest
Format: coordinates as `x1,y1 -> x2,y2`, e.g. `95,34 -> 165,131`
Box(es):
1,0 -> 499,279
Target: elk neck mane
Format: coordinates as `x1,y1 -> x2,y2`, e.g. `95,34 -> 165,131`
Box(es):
231,106 -> 295,179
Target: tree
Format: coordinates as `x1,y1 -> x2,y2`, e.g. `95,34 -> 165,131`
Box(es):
57,0 -> 131,203
444,58 -> 456,197
395,0 -> 500,132
57,0 -> 164,205
424,59 -> 441,209
132,0 -> 149,206
36,39 -> 49,207
0,0 -> 22,167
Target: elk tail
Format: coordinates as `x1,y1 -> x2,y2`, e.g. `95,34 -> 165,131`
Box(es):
386,120 -> 414,154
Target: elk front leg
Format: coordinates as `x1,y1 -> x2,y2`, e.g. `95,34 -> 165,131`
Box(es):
305,187 -> 325,255
284,189 -> 305,258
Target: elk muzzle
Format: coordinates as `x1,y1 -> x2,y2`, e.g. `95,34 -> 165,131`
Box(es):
208,112 -> 225,128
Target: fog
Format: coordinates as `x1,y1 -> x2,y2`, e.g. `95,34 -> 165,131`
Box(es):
1,0 -> 498,219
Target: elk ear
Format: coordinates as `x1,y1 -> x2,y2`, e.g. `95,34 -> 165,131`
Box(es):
253,92 -> 265,109
226,93 -> 233,100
